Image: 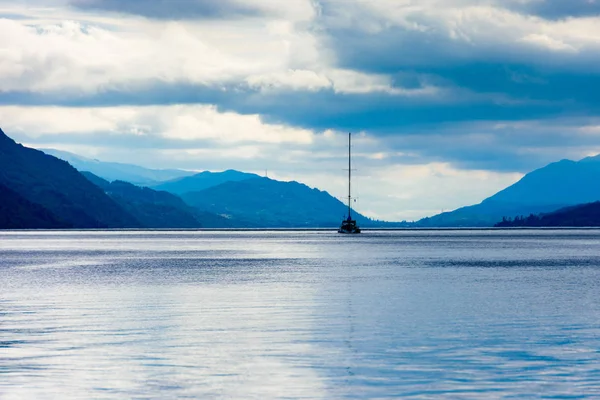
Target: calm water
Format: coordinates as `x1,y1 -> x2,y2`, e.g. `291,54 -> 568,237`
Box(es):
1,230 -> 600,399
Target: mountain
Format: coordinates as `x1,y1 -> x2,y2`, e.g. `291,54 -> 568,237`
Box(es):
495,202 -> 600,227
182,177 -> 375,228
42,148 -> 194,185
0,128 -> 141,228
0,183 -> 68,229
81,172 -> 232,228
417,156 -> 600,227
153,170 -> 260,195
486,158 -> 600,206
416,202 -> 565,227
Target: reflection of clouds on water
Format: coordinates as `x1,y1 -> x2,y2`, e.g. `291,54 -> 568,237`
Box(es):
1,286 -> 329,399
17,260 -> 108,270
0,231 -> 329,398
144,286 -> 328,398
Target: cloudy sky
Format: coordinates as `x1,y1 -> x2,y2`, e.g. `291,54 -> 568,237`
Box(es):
1,0 -> 600,221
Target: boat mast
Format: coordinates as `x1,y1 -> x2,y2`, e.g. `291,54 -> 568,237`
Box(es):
348,132 -> 352,220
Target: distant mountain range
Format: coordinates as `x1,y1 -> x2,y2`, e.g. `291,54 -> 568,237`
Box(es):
417,156 -> 600,227
24,127 -> 600,229
39,142 -> 380,228
81,172 -> 231,228
23,132 -> 600,229
181,177 -> 376,228
0,129 -> 236,229
152,170 -> 260,195
42,148 -> 194,185
0,128 -> 384,229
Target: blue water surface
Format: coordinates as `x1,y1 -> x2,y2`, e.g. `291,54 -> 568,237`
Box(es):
1,230 -> 599,398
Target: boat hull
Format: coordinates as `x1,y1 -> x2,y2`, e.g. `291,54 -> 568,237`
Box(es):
338,229 -> 361,234
338,219 -> 361,234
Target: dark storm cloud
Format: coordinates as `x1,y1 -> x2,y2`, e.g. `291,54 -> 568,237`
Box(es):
0,81 -> 565,129
417,64 -> 600,111
0,83 -> 232,109
4,77 -> 597,173
311,1 -> 600,160
3,65 -> 596,132
514,0 -> 600,19
318,23 -> 467,75
69,0 -> 260,19
319,13 -> 597,77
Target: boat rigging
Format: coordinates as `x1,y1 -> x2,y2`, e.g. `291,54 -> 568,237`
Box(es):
338,132 -> 361,234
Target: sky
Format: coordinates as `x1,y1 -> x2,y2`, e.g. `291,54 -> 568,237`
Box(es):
1,0 -> 600,221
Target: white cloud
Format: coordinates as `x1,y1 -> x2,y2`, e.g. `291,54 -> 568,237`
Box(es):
246,68 -> 438,95
0,105 -> 314,144
2,0 -> 600,98
328,69 -> 438,95
0,17 -> 281,92
163,106 -> 315,144
246,69 -> 331,92
321,0 -> 600,67
519,33 -> 577,52
2,0 -> 598,98
0,3 -> 435,96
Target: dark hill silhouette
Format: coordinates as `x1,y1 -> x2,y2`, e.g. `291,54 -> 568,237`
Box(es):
182,177 -> 375,228
81,172 -> 232,228
417,156 -> 600,227
0,184 -> 68,229
0,128 -> 140,228
495,202 -> 600,227
153,170 -> 259,195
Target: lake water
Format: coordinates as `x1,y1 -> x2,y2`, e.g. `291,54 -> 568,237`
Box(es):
1,230 -> 600,399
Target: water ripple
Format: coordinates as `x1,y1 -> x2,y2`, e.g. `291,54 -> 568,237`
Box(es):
0,230 -> 600,398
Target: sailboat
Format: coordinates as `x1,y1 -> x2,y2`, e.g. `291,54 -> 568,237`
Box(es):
338,133 -> 361,234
